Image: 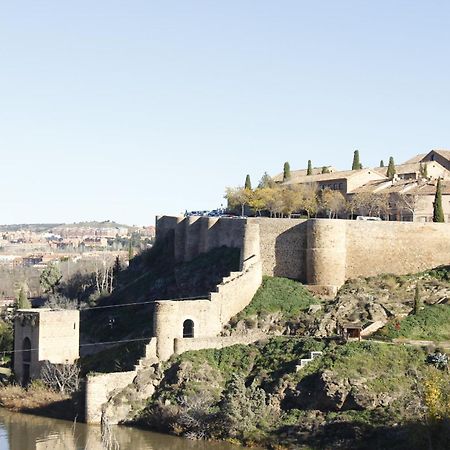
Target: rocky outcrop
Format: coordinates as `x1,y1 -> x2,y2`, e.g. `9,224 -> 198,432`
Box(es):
314,273 -> 450,337
102,363 -> 164,425
286,370 -> 397,412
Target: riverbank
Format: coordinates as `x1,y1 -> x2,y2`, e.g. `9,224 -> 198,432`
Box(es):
0,382 -> 80,421
0,408 -> 242,450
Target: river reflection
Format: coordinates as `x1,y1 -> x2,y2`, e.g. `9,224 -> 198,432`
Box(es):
0,408 -> 245,450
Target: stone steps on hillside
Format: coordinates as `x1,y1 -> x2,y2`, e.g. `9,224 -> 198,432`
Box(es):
295,351 -> 323,371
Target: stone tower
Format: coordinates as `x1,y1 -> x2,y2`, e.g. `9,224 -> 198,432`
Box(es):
13,309 -> 79,385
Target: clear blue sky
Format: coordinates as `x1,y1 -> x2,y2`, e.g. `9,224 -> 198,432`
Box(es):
2,1 -> 450,225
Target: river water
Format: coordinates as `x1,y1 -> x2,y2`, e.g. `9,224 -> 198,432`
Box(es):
0,408 -> 245,450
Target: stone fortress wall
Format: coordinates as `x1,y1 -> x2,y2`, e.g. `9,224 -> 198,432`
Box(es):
247,217 -> 450,290
152,215 -> 263,360
153,216 -> 450,347
85,215 -> 450,424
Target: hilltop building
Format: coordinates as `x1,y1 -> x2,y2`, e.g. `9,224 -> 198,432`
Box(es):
273,149 -> 450,222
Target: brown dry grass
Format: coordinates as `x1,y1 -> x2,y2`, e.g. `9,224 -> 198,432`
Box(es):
0,382 -> 68,411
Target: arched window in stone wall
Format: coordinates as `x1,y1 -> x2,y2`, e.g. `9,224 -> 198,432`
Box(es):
183,319 -> 194,338
22,337 -> 31,385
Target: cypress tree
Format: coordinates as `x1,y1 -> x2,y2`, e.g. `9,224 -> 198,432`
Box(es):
413,284 -> 421,315
17,287 -> 31,309
128,241 -> 134,261
307,160 -> 312,175
283,162 -> 291,181
380,160 -> 385,167
419,163 -> 428,179
352,150 -> 361,170
244,174 -> 252,190
386,157 -> 396,179
433,178 -> 445,223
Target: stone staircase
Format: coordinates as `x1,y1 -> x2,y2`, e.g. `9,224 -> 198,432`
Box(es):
295,351 -> 323,371
133,338 -> 158,371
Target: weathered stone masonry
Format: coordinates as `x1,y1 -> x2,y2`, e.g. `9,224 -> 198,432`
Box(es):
85,215 -> 450,424
153,216 -> 450,350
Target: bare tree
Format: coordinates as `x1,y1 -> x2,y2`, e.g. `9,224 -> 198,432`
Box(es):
40,361 -> 80,395
175,393 -> 218,440
348,192 -> 389,218
94,256 -> 117,296
395,191 -> 419,221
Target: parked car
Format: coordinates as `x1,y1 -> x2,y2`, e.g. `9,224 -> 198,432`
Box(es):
356,216 -> 382,221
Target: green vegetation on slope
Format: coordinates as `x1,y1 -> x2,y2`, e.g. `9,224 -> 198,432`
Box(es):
377,304 -> 450,341
80,236 -> 240,372
139,338 -> 449,449
235,276 -> 319,321
80,341 -> 146,375
226,276 -> 321,335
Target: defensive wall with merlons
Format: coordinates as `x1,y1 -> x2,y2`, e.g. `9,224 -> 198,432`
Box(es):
157,215 -> 450,292
84,215 -> 450,423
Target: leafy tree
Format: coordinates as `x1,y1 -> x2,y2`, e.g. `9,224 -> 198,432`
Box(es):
40,263 -> 62,295
319,188 -> 346,218
257,172 -> 274,189
225,186 -> 253,216
307,160 -> 312,175
16,287 -> 31,309
433,178 -> 445,223
352,150 -> 361,170
244,174 -> 252,190
249,189 -> 267,216
299,184 -> 318,218
264,186 -> 284,218
220,373 -> 272,439
380,160 -> 385,167
413,283 -> 421,315
386,156 -> 396,179
283,162 -> 291,181
281,186 -> 302,218
0,321 -> 13,355
321,166 -> 330,174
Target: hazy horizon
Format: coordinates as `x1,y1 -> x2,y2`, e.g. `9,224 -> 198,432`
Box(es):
2,1 -> 450,225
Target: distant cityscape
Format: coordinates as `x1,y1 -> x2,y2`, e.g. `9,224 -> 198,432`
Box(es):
0,221 -> 155,303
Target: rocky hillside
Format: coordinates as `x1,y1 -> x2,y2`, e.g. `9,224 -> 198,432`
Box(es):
82,261 -> 450,448
130,337 -> 448,449
79,236 -> 240,373
125,268 -> 450,449
315,267 -> 450,337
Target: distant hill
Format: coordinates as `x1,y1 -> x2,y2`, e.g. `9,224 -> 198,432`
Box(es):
0,224 -> 63,232
0,221 -> 132,232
